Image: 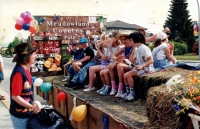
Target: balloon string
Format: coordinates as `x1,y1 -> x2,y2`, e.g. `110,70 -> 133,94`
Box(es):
69,97 -> 76,121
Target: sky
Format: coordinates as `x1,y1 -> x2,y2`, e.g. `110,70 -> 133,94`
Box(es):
0,0 -> 199,47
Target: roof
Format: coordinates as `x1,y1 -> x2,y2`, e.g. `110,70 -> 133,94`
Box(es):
104,20 -> 147,30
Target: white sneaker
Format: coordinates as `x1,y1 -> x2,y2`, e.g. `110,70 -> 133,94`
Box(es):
83,87 -> 95,92
115,91 -> 124,98
84,85 -> 89,88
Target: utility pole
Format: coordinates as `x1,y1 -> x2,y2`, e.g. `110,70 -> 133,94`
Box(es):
196,0 -> 200,60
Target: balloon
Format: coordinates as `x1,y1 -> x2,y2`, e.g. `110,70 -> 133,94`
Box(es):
24,14 -> 31,24
29,26 -> 36,33
25,11 -> 31,16
40,82 -> 52,92
16,17 -> 25,25
57,92 -> 67,100
13,15 -> 17,21
20,12 -> 26,18
22,23 -> 30,31
34,78 -> 43,86
72,105 -> 87,122
15,23 -> 22,30
32,76 -> 37,83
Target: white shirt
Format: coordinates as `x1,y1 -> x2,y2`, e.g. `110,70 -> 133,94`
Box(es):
152,43 -> 168,60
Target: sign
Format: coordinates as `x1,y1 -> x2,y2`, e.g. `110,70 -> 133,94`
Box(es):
35,16 -> 102,41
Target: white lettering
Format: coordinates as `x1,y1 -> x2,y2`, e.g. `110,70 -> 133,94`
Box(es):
47,21 -> 53,26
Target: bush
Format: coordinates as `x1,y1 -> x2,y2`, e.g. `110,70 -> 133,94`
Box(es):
170,40 -> 187,55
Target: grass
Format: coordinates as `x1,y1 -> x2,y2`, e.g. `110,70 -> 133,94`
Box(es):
175,55 -> 199,60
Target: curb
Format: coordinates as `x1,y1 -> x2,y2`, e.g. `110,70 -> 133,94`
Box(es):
1,99 -> 9,109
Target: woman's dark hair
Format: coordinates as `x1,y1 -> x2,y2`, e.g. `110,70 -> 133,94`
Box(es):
128,31 -> 146,44
136,27 -> 146,37
153,39 -> 162,48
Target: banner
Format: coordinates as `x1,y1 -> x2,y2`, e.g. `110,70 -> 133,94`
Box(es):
194,21 -> 199,36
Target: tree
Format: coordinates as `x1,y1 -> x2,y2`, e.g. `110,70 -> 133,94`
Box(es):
8,37 -> 20,54
164,0 -> 195,53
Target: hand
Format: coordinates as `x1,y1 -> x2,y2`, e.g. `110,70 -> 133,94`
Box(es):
97,50 -> 101,55
116,55 -> 125,62
135,65 -> 143,70
32,105 -> 40,114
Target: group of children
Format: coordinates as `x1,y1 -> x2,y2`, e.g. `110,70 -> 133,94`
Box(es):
62,27 -> 176,101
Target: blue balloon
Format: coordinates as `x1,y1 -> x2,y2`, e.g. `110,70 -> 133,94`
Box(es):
22,23 -> 30,31
40,82 -> 52,92
32,76 -> 37,83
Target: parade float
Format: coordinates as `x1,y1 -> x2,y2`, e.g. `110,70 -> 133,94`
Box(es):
14,11 -> 200,129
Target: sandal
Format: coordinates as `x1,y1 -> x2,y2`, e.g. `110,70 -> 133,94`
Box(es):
0,95 -> 5,100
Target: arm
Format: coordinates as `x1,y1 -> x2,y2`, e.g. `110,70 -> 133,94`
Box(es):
163,47 -> 176,64
128,47 -> 137,63
97,49 -> 109,61
78,56 -> 90,63
111,47 -> 124,62
145,34 -> 157,42
0,63 -> 2,72
137,56 -> 154,70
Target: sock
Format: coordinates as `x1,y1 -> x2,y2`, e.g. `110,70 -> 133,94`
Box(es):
130,87 -> 135,93
125,86 -> 130,93
118,83 -> 124,91
111,81 -> 117,89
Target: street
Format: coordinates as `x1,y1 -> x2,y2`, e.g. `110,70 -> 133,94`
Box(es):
1,57 -> 47,105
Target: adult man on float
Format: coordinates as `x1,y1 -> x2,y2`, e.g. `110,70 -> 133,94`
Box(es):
64,37 -> 95,89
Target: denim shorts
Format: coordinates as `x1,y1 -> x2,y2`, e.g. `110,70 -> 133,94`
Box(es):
0,72 -> 4,81
10,114 -> 29,129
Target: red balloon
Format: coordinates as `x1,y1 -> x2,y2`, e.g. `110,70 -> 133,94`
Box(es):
29,26 -> 36,33
57,92 -> 67,100
15,23 -> 22,30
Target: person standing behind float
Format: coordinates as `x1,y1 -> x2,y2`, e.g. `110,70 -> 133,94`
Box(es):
10,43 -> 40,129
0,53 -> 5,100
152,32 -> 176,71
123,31 -> 154,101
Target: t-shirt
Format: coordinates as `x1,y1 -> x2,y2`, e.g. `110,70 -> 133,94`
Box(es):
107,44 -> 123,62
11,69 -> 32,96
101,48 -> 111,66
134,44 -> 154,71
83,46 -> 95,64
71,49 -> 84,60
152,43 -> 168,60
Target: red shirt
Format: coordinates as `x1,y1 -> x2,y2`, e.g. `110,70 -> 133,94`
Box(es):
11,68 -> 32,96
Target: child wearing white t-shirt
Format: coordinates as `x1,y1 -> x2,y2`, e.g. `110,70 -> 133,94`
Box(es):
123,31 -> 154,101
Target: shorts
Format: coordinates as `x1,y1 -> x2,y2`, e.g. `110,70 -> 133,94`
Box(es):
132,67 -> 152,76
10,114 -> 29,129
0,72 -> 4,81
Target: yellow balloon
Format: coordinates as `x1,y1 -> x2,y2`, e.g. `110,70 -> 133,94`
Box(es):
72,105 -> 87,122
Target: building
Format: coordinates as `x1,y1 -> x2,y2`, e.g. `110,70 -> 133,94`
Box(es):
104,20 -> 147,33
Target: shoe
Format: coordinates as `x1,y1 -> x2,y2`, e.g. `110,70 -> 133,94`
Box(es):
99,86 -> 111,95
109,89 -> 117,96
62,76 -> 70,82
96,85 -> 106,94
84,85 -> 89,88
121,92 -> 130,99
115,91 -> 124,98
72,83 -> 84,90
83,87 -> 95,92
124,92 -> 136,101
64,81 -> 75,88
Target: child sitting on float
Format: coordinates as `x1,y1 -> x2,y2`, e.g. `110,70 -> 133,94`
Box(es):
83,39 -> 111,92
152,32 -> 176,71
97,31 -> 122,95
123,31 -> 154,101
107,30 -> 137,98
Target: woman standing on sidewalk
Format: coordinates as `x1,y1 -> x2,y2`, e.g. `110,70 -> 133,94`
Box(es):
9,43 -> 40,129
0,54 -> 4,100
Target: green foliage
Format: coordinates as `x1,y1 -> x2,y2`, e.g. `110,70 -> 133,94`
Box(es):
171,40 -> 187,55
164,0 -> 195,53
7,37 -> 20,54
